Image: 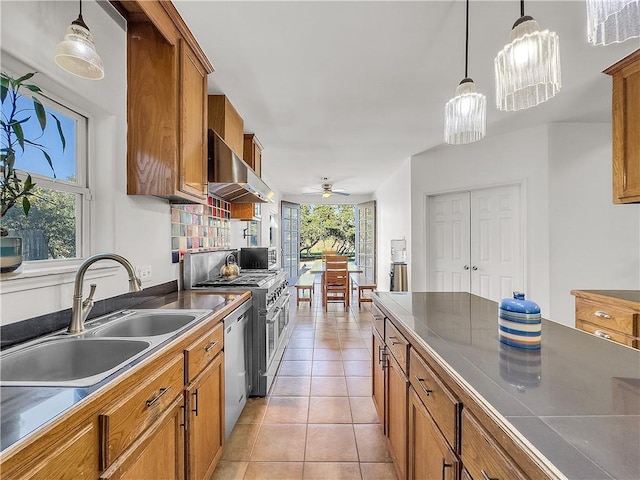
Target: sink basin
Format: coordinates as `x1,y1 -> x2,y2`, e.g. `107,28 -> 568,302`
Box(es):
0,338 -> 151,387
91,312 -> 199,337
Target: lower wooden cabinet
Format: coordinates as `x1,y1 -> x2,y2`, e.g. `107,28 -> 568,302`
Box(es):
100,394 -> 186,480
186,352 -> 225,480
387,351 -> 408,480
372,328 -> 386,427
408,387 -> 458,480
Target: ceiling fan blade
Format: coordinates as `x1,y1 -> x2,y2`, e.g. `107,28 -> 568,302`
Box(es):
332,191 -> 350,196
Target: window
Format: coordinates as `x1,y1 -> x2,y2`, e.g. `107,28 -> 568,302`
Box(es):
1,85 -> 89,262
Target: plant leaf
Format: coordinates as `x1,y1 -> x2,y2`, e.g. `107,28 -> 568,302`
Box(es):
33,98 -> 46,131
23,84 -> 42,94
0,83 -> 7,105
12,122 -> 25,151
22,196 -> 31,215
15,72 -> 35,85
41,150 -> 55,176
50,113 -> 66,151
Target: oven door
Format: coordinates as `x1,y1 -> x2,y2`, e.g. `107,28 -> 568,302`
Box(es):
265,303 -> 279,370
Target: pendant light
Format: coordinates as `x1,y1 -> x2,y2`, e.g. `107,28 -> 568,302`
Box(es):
494,0 -> 561,111
55,0 -> 104,80
586,0 -> 640,45
444,0 -> 486,145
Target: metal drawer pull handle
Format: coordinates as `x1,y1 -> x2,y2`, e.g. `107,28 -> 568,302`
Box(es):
481,471 -> 498,480
192,389 -> 199,416
415,376 -> 433,396
146,386 -> 171,408
388,336 -> 402,346
205,340 -> 219,352
378,345 -> 386,364
441,459 -> 452,480
594,329 -> 611,340
594,311 -> 611,319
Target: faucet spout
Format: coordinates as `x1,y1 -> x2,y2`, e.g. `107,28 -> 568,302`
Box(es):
68,253 -> 143,334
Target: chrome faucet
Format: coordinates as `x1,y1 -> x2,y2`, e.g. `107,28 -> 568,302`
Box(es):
68,253 -> 143,334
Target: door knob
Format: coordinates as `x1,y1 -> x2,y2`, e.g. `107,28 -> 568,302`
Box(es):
463,265 -> 469,270
471,266 -> 478,271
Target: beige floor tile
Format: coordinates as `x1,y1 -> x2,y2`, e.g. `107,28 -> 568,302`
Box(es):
310,376 -> 348,396
359,463 -> 398,480
341,338 -> 368,349
251,424 -> 307,462
308,397 -> 353,423
263,396 -> 310,424
313,348 -> 342,361
314,337 -> 341,349
291,329 -> 315,339
349,397 -> 380,424
343,360 -> 372,377
346,377 -> 372,397
340,348 -> 371,361
284,348 -> 314,361
210,460 -> 248,480
221,423 -> 261,461
288,338 -> 315,349
305,424 -> 358,462
312,360 -> 345,376
271,376 -> 311,396
353,424 -> 393,463
302,462 -> 362,480
237,397 -> 268,424
244,462 -> 304,480
279,361 -> 313,376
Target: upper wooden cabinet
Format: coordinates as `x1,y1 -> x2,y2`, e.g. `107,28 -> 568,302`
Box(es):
243,134 -> 263,177
208,96 -> 244,159
119,1 -> 213,203
605,48 -> 640,204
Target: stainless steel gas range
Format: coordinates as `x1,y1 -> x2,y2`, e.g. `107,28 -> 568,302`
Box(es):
183,251 -> 290,397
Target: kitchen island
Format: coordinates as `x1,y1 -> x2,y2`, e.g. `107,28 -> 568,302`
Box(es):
373,291 -> 639,480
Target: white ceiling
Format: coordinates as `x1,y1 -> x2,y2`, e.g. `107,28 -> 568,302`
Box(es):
174,0 -> 639,198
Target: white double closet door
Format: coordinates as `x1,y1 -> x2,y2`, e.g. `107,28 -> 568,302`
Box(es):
428,185 -> 523,303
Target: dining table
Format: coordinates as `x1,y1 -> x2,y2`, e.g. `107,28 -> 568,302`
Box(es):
307,259 -> 363,306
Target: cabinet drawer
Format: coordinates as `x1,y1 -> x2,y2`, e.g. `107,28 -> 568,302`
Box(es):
99,354 -> 184,467
576,298 -> 636,336
372,304 -> 385,338
576,319 -> 636,347
185,322 -> 223,383
409,349 -> 460,451
461,410 -> 527,480
385,320 -> 409,374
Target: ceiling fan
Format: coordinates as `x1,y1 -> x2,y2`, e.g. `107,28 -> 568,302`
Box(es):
303,178 -> 351,198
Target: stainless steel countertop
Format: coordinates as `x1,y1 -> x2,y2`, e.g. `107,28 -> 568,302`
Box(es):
374,292 -> 640,480
0,291 -> 250,452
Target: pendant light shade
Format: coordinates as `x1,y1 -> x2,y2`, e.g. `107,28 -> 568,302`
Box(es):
586,0 -> 640,45
494,7 -> 561,111
444,0 -> 486,145
55,1 -> 104,80
444,79 -> 487,145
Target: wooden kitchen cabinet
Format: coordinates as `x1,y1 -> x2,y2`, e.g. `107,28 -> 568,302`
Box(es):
208,96 -> 245,159
372,327 -> 386,428
186,352 -> 225,480
605,48 -> 640,204
230,203 -> 261,221
408,387 -> 459,480
243,134 -> 263,177
121,1 -> 213,203
387,349 -> 408,480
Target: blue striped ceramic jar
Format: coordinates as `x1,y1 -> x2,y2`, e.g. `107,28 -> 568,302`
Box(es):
498,292 -> 541,349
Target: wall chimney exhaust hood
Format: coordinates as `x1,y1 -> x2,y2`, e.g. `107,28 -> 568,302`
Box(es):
208,130 -> 275,203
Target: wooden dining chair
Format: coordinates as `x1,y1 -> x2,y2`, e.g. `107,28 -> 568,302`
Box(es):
323,255 -> 349,309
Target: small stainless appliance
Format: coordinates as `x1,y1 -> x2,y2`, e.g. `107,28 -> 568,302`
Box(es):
184,251 -> 290,397
239,247 -> 277,270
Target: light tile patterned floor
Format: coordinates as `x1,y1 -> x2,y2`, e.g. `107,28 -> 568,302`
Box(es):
211,285 -> 398,480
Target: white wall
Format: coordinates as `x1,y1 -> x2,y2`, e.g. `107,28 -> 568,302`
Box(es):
410,125 -> 551,315
548,123 -> 640,324
0,1 -> 178,324
373,158 -> 412,291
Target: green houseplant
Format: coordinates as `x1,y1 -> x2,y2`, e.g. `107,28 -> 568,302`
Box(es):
1,72 -> 65,272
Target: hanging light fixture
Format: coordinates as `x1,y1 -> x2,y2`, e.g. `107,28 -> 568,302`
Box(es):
494,0 -> 561,111
55,0 -> 104,80
586,0 -> 640,45
444,0 -> 486,145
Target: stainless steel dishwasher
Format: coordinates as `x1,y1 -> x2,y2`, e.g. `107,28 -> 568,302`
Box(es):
223,300 -> 252,439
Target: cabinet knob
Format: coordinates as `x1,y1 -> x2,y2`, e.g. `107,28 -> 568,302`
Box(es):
594,329 -> 612,340
594,310 -> 611,319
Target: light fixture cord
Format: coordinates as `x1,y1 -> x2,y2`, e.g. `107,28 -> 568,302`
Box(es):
79,0 -> 83,20
520,0 -> 525,17
464,0 -> 469,78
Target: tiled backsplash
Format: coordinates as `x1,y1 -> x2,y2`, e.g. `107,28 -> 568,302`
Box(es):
171,197 -> 231,263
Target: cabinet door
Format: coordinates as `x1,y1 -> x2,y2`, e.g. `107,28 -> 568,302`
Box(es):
187,352 -> 225,480
100,395 -> 185,480
372,328 -> 386,428
409,388 -> 459,480
387,351 -> 408,480
179,40 -> 208,200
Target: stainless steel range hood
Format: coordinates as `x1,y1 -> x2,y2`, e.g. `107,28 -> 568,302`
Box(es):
208,130 -> 274,203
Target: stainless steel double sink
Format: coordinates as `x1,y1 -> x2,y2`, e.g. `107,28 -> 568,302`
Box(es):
0,309 -> 211,388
